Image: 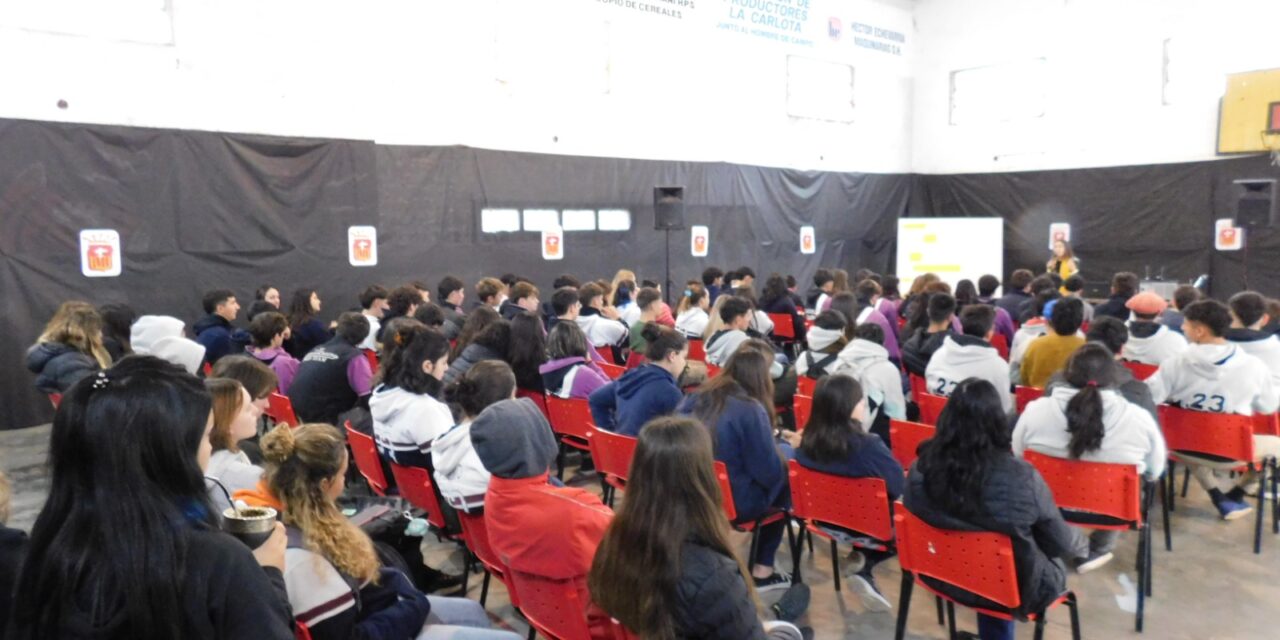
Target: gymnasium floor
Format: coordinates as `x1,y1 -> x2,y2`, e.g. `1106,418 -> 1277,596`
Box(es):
3,425 -> 1277,639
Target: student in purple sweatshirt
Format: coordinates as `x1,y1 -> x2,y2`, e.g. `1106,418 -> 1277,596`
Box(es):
589,323 -> 688,436
541,322 -> 611,400
247,311 -> 301,394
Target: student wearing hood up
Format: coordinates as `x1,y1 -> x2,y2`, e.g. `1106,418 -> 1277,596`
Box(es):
795,310 -> 849,379
1121,291 -> 1187,366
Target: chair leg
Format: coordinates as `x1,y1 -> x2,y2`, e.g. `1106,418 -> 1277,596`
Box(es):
1271,458 -> 1279,535
807,528 -> 815,554
1145,522 -> 1154,598
748,527 -> 762,575
1254,463 -> 1266,554
1033,613 -> 1047,640
785,517 -> 801,583
527,625 -> 536,640
935,595 -> 945,625
894,571 -> 914,640
1067,592 -> 1082,640
1167,461 -> 1177,512
1161,474 -> 1173,552
479,570 -> 492,607
556,444 -> 565,481
944,601 -> 956,639
1136,527 -> 1145,632
1180,466 -> 1191,498
831,539 -> 840,592
461,551 -> 472,595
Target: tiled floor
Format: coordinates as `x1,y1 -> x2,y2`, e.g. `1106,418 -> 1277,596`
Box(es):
4,425 -> 1279,639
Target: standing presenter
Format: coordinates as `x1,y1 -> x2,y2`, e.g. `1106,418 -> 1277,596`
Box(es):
1046,239 -> 1079,290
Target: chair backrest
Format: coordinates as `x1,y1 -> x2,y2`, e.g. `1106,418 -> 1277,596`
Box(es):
388,461 -> 449,530
1022,451 -> 1142,525
1254,413 -> 1280,437
908,373 -> 927,400
895,508 -> 1021,610
595,346 -> 615,364
295,621 -> 313,640
624,350 -> 646,369
599,362 -> 627,380
793,394 -> 814,431
362,348 -> 379,374
588,428 -> 639,485
686,338 -> 707,362
796,375 -> 818,397
1121,360 -> 1158,381
516,388 -> 551,422
1014,385 -> 1044,414
266,392 -> 299,427
990,333 -> 1010,360
768,313 -> 796,339
1157,405 -> 1255,463
706,363 -> 722,378
916,392 -> 948,426
889,419 -> 935,471
506,571 -> 594,640
343,421 -> 390,496
713,460 -> 738,522
788,460 -> 893,541
546,396 -> 595,441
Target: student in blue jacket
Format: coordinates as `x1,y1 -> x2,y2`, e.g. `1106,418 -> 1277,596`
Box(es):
588,323 -> 687,436
794,373 -> 903,613
679,347 -> 792,593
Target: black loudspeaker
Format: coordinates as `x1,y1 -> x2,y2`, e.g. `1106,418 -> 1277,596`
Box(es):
1234,178 -> 1277,228
654,186 -> 686,230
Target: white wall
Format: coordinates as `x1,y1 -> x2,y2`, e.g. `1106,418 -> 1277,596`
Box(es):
0,0 -> 917,173
910,0 -> 1280,174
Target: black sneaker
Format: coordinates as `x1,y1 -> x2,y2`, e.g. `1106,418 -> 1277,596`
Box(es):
770,582 -> 811,621
426,572 -> 467,595
753,570 -> 793,592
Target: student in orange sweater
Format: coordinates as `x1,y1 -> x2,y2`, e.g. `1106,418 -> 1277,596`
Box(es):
1018,297 -> 1086,388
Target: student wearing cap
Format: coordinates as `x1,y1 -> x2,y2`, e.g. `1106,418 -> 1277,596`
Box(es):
1227,291 -> 1280,386
1121,291 -> 1188,366
1018,298 -> 1086,389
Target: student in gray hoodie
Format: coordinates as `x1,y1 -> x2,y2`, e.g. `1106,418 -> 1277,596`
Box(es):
706,297 -> 784,378
926,305 -> 1013,415
835,323 -> 906,442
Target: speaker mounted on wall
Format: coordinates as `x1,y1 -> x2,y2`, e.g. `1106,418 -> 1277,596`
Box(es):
1234,178 -> 1277,229
654,186 -> 686,231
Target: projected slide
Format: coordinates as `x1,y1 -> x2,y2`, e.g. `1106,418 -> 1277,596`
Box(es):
896,218 -> 1004,293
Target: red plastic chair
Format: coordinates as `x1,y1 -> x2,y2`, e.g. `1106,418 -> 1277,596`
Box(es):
686,338 -> 707,362
456,511 -> 517,608
599,362 -> 626,380
796,375 -> 818,397
908,373 -> 927,400
1255,413 -> 1280,437
705,363 -> 722,378
362,349 -> 379,373
1121,360 -> 1158,381
793,394 -> 813,432
595,346 -> 616,364
506,571 -> 593,640
388,461 -> 452,533
516,388 -> 551,422
48,393 -> 61,409
787,460 -> 893,592
546,396 -> 594,479
1015,385 -> 1044,414
714,461 -> 797,577
916,392 -> 947,426
1023,451 -> 1153,631
295,621 -> 313,640
889,419 -> 935,471
266,392 -> 299,428
1157,405 -> 1275,554
202,361 -> 213,377
587,428 -> 638,507
893,508 -> 1081,640
343,421 -> 390,496
768,312 -> 796,340
990,333 -> 1010,360
624,351 -> 646,369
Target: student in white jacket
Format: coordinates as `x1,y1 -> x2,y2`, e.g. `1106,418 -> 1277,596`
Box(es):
674,283 -> 712,339
796,311 -> 848,378
434,361 -> 517,512
1014,344 -> 1166,570
1146,299 -> 1280,520
927,305 -> 1014,416
1227,291 -> 1280,387
574,283 -> 630,349
370,326 -> 453,468
835,323 -> 907,428
1121,291 -> 1187,366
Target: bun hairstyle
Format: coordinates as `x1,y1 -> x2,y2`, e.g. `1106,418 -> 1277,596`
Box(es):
444,360 -> 517,419
641,322 -> 688,362
1061,343 -> 1117,459
260,423 -> 380,583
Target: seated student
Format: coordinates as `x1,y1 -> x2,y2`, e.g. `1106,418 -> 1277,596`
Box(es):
994,269 -> 1034,322
629,287 -> 666,353
370,323 -> 452,468
1227,291 -> 1280,386
194,289 -> 242,366
759,274 -> 807,342
26,301 -> 110,394
876,275 -> 903,321
449,306 -> 501,362
927,305 -> 1014,414
500,281 -> 539,321
542,322 -> 611,399
734,285 -> 776,337
575,282 -> 630,353
904,379 -> 1089,640
0,470 -> 27,629
413,302 -> 449,333
590,417 -> 808,640
1009,288 -> 1058,372
473,397 -> 613,628
589,324 -> 687,436
547,285 -> 581,332
437,275 -> 467,339
706,297 -> 784,378
675,282 -> 712,338
435,362 -> 517,512
355,285 -> 389,351
213,355 -> 279,415
901,293 -> 957,377
679,348 -> 794,591
130,314 -> 186,355
260,423 -> 518,640
614,281 -> 641,326
835,323 -> 907,441
847,280 -> 903,363
1121,291 -> 1188,365
1146,299 -> 1280,520
702,266 -> 726,304
796,310 -> 849,379
378,285 -> 423,343
1045,317 -> 1158,420
507,312 -> 547,392
1061,275 -> 1095,324
204,378 -> 266,511
1019,297 -> 1087,389
1093,271 -> 1140,321
284,288 -> 332,359
1016,275 -> 1059,324
735,266 -> 757,289
442,318 -> 510,386
807,268 -> 836,312
98,302 -> 136,362
248,311 -> 301,395
467,277 -> 506,314
287,312 -> 375,427
640,279 -> 678,327
975,274 -> 1017,345
795,375 -> 903,612
1163,284 -> 1200,335
1014,343 -> 1166,570
9,356 -> 294,640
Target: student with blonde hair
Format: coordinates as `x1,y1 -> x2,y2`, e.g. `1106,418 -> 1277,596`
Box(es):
26,301 -> 111,393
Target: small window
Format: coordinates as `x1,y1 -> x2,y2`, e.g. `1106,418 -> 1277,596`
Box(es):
561,209 -> 596,231
949,59 -> 1047,125
786,55 -> 855,123
597,209 -> 631,231
480,208 -> 520,233
522,209 -> 560,232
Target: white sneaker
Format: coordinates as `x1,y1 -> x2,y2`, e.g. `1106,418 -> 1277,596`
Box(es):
1075,551 -> 1115,574
849,574 -> 892,613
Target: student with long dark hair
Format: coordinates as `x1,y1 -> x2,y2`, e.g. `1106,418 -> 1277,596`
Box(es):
590,417 -> 806,640
904,379 -> 1087,640
679,348 -> 792,591
1014,343 -> 1165,569
97,302 -> 136,361
541,321 -> 610,400
443,318 -> 510,386
370,323 -> 453,468
795,374 -> 902,611
8,356 -> 293,640
285,288 -> 332,359
507,312 -> 548,392
435,361 -> 518,512
589,323 -> 688,436
449,306 -> 500,361
759,273 -> 807,343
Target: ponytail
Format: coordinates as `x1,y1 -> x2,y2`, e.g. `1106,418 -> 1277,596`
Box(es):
1061,343 -> 1116,459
